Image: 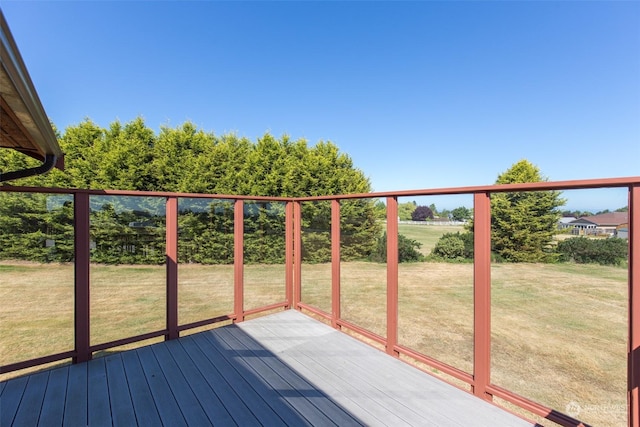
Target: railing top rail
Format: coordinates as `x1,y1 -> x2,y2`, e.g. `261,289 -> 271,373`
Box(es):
0,185 -> 291,201
2,175 -> 639,201
293,176 -> 640,201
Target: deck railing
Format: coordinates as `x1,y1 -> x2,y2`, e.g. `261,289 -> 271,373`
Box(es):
1,176 -> 638,427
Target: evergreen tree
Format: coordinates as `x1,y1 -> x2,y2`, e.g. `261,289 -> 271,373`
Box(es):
491,160 -> 565,262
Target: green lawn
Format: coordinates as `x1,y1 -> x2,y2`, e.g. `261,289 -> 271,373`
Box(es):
397,223 -> 464,255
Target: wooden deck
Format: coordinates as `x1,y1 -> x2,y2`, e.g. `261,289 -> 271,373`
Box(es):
1,310 -> 532,426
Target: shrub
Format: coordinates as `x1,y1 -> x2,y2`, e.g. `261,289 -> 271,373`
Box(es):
557,237 -> 628,266
411,205 -> 434,221
430,232 -> 474,261
432,235 -> 465,259
369,232 -> 424,263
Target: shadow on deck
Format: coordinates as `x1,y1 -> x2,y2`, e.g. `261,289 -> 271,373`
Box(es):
1,310 -> 532,426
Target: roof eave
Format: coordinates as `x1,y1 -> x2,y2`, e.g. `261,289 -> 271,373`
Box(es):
0,10 -> 64,168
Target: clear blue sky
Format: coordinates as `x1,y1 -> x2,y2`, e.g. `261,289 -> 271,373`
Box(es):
2,1 -> 638,211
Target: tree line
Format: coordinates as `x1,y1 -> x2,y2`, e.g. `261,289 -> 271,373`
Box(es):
1,122 -> 626,266
0,118 -> 380,264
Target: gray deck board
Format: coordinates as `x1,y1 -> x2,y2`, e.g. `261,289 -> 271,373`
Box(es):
37,367 -> 68,427
150,342 -> 212,426
241,313 -> 452,426
219,325 -> 363,426
87,357 -> 111,427
63,363 -> 87,426
1,310 -> 533,427
242,321 -> 427,426
212,327 -> 331,426
179,334 -> 261,426
119,350 -> 162,426
12,371 -> 48,426
242,310 -> 527,427
163,339 -> 236,425
199,333 -> 294,426
105,354 -> 137,426
135,345 -> 188,426
0,375 -> 28,426
215,326 -> 353,427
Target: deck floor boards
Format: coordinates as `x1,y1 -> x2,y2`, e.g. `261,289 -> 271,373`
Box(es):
63,363 -> 88,426
12,371 -> 48,426
119,350 -> 163,427
38,367 -> 67,426
87,357 -> 111,427
1,310 -> 532,426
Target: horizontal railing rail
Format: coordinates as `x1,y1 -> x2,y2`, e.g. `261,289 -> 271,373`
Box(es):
1,175 -> 638,427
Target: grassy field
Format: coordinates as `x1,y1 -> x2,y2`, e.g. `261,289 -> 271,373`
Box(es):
398,223 -> 465,255
0,231 -> 629,426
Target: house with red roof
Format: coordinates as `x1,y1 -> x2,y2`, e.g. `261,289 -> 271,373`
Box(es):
568,212 -> 629,237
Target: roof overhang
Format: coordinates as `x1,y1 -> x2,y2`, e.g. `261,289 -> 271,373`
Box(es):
1,9 -> 64,181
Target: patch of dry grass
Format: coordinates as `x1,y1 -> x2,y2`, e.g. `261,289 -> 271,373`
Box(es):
0,262 -> 74,367
398,262 -> 474,373
300,262 -> 332,313
177,264 -> 234,326
244,264 -> 287,310
0,260 -> 628,426
90,265 -> 167,345
491,263 -> 627,427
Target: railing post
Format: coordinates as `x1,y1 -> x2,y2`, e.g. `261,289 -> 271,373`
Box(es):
473,191 -> 492,401
285,201 -> 294,309
73,191 -> 91,363
331,200 -> 341,329
234,199 -> 245,322
386,196 -> 399,356
629,185 -> 640,427
293,201 -> 302,309
165,197 -> 179,340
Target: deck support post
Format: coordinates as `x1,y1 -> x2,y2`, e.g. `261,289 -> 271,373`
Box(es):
629,185 -> 640,427
165,196 -> 179,340
386,196 -> 399,356
285,202 -> 294,309
234,200 -> 245,322
331,200 -> 341,329
293,201 -> 302,309
473,192 -> 492,401
74,191 -> 91,363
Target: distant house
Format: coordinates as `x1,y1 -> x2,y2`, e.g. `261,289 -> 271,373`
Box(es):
558,216 -> 577,230
617,225 -> 629,239
567,212 -> 628,237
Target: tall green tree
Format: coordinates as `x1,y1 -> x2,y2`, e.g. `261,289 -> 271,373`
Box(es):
491,160 -> 565,262
450,206 -> 472,222
95,118 -> 157,190
50,119 -> 104,188
152,122 -> 213,192
398,201 -> 417,221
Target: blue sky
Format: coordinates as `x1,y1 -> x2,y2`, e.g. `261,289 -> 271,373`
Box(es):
2,1 -> 638,211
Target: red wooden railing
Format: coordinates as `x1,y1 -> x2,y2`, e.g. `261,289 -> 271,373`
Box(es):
1,176 -> 639,427
0,188 -> 292,372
